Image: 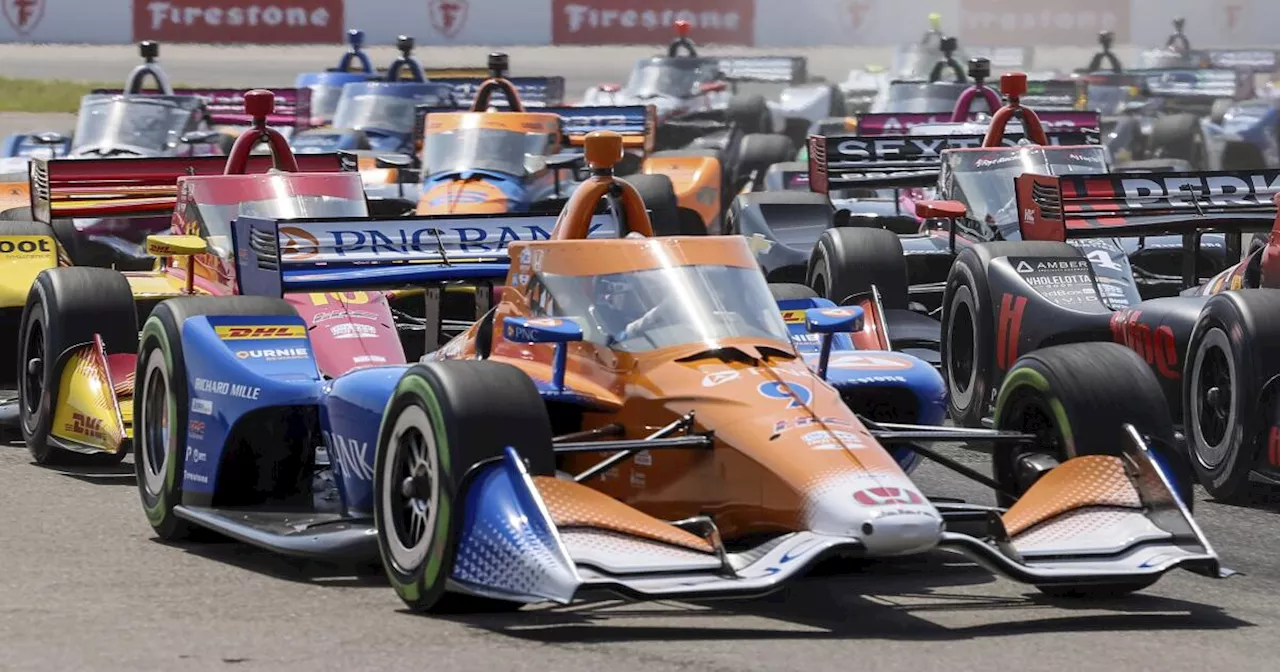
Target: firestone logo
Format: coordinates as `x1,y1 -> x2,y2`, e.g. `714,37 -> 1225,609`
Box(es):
429,0 -> 467,38
3,0 -> 45,35
143,2 -> 333,30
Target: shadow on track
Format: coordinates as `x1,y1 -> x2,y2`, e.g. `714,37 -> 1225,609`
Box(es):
435,553 -> 1251,642
151,537 -> 389,589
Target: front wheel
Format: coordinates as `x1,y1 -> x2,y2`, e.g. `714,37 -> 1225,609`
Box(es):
374,360 -> 555,613
19,267 -> 137,465
993,342 -> 1189,510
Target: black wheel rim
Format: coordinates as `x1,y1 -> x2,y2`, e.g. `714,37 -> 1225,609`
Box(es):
999,388 -> 1067,496
948,298 -> 975,397
143,364 -> 169,489
21,319 -> 44,428
1195,343 -> 1232,453
390,426 -> 433,555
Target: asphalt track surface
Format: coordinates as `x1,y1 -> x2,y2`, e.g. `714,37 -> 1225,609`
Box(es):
1,44 -> 1279,672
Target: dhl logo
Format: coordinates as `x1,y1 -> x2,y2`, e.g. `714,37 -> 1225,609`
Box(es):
780,310 -> 806,325
214,325 -> 306,340
67,412 -> 106,441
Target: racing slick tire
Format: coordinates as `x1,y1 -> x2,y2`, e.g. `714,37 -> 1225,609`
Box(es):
18,267 -> 137,465
769,283 -> 819,301
733,133 -> 796,191
627,174 -> 698,236
0,207 -> 34,221
374,360 -> 556,613
807,227 -> 908,309
942,242 -> 1079,428
135,296 -> 297,541
1149,113 -> 1206,169
1184,290 -> 1280,501
993,342 -> 1189,507
993,343 -> 1189,599
727,94 -> 771,135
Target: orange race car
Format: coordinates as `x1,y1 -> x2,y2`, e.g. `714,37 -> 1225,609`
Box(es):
143,129 -> 1225,612
372,53 -> 744,235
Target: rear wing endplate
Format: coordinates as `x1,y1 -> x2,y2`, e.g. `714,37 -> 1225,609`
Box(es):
807,129 -> 1100,194
232,212 -> 616,296
29,152 -> 354,222
716,57 -> 807,85
1015,170 -> 1280,242
92,87 -> 314,128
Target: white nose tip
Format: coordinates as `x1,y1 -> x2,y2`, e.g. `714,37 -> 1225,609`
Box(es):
804,475 -> 944,556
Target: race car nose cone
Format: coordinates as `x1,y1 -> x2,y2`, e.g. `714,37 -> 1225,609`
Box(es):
804,474 -> 943,557
584,131 -> 623,171
244,89 -> 276,119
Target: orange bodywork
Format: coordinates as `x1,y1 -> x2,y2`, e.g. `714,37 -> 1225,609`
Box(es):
433,158 -> 917,540
640,154 -> 722,232
415,111 -> 562,216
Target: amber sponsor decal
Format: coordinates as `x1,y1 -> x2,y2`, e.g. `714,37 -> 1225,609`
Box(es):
780,309 -> 806,324
215,325 -> 306,340
552,0 -> 754,46
958,0 -> 1129,48
133,0 -> 343,44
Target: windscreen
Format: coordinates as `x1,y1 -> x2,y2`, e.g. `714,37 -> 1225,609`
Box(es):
625,59 -> 707,98
72,94 -> 201,155
307,84 -> 347,123
423,127 -> 552,177
949,146 -> 1109,237
193,176 -> 368,255
534,265 -> 791,353
332,84 -> 451,135
882,82 -> 987,114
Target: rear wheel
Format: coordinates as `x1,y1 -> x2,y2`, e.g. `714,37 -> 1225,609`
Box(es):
627,174 -> 694,236
807,227 -> 908,309
19,268 -> 137,465
769,283 -> 818,302
1149,113 -> 1206,169
375,360 -> 555,613
1184,291 -> 1280,501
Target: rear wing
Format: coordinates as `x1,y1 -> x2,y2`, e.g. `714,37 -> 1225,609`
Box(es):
426,76 -> 567,108
1020,79 -> 1080,108
716,57 -> 807,85
1200,49 -> 1278,73
232,212 -> 616,295
412,104 -> 656,153
92,87 -> 314,129
967,46 -> 1035,70
542,105 -> 654,150
1015,170 -> 1280,242
29,152 -> 354,222
374,66 -> 491,79
854,110 -> 1100,135
1136,69 -> 1252,99
807,130 -> 1101,194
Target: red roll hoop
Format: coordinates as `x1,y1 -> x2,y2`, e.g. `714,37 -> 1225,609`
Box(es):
981,72 -> 1049,148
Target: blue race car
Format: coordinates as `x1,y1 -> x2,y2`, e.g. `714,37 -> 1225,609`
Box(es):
294,29 -> 379,127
